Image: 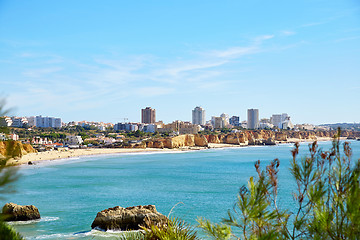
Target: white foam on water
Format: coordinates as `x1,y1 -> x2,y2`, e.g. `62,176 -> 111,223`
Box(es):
31,233 -> 76,239
7,216 -> 59,225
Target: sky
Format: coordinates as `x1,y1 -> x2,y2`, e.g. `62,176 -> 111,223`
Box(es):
0,0 -> 359,125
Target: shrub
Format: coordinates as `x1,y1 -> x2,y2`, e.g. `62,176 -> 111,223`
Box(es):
199,129 -> 360,239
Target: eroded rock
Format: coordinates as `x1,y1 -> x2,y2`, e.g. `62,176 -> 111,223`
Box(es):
2,203 -> 40,221
91,205 -> 168,231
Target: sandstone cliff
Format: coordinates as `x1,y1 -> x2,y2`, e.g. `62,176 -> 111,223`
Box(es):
0,140 -> 37,159
194,134 -> 208,147
140,130 -> 359,150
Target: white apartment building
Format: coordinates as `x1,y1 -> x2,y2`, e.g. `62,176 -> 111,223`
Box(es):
192,106 -> 206,125
270,113 -> 293,129
11,117 -> 28,128
211,116 -> 224,129
66,136 -> 83,145
0,117 -> 12,127
210,113 -> 230,129
220,113 -> 229,127
27,116 -> 62,128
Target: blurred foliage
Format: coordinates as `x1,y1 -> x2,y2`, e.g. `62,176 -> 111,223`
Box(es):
142,217 -> 199,240
0,98 -> 24,239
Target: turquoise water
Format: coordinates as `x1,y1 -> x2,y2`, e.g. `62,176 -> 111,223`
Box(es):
2,140 -> 360,239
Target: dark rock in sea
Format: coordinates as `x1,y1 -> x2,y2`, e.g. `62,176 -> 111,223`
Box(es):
264,138 -> 276,145
28,161 -> 33,165
2,203 -> 40,221
91,205 -> 168,231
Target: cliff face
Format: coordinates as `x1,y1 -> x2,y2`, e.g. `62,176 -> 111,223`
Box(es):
146,134 -> 208,149
194,134 -> 208,147
0,140 -> 37,159
207,135 -> 220,144
163,135 -> 195,148
140,130 -> 360,150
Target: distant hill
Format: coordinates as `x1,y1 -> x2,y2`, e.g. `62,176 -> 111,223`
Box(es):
320,123 -> 360,130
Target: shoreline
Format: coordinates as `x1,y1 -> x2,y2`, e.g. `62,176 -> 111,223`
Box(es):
8,137 -> 342,166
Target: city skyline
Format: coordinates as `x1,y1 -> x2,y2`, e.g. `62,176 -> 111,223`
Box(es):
1,1 -> 359,124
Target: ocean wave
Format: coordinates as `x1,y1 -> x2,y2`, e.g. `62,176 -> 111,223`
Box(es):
31,233 -> 76,239
7,216 -> 59,225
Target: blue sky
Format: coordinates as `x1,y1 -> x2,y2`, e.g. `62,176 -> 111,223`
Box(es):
0,0 -> 359,124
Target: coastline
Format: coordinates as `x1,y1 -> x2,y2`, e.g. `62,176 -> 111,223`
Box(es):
7,148 -> 175,166
7,136 -> 341,166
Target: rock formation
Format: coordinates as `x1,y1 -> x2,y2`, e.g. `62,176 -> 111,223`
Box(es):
194,134 -> 208,147
2,203 -> 40,221
138,130 -> 360,150
264,138 -> 276,145
222,134 -> 238,145
91,205 -> 168,231
207,135 -> 220,144
0,140 -> 37,159
153,140 -> 165,149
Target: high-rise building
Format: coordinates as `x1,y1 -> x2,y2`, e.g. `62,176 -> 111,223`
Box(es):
229,116 -> 240,126
247,109 -> 259,129
220,113 -> 229,127
211,116 -> 224,129
141,107 -> 156,124
192,106 -> 206,125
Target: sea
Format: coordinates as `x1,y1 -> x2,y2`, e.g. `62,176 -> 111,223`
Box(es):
2,140 -> 360,239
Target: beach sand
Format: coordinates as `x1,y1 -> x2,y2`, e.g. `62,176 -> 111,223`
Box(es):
8,148 -> 176,166
8,137 -> 340,166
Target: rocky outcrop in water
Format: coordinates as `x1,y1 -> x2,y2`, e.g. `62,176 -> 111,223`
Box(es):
91,205 -> 168,231
2,203 -> 40,221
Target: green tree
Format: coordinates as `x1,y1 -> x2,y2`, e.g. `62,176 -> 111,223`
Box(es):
199,129 -> 360,240
0,99 -> 24,239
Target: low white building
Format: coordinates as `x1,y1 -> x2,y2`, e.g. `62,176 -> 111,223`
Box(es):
259,118 -> 274,129
66,136 -> 83,145
10,133 -> 19,141
11,117 -> 28,128
0,117 -> 12,127
0,133 -> 6,141
143,124 -> 156,133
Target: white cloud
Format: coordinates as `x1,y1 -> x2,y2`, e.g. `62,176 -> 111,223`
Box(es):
207,46 -> 258,59
301,21 -> 327,27
334,36 -> 360,42
22,67 -> 63,77
254,34 -> 275,42
136,87 -> 174,97
5,32 -> 287,120
280,30 -> 296,36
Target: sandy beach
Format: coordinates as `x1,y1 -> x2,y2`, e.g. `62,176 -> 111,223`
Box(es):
7,147 -> 177,166
8,137 -> 339,166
